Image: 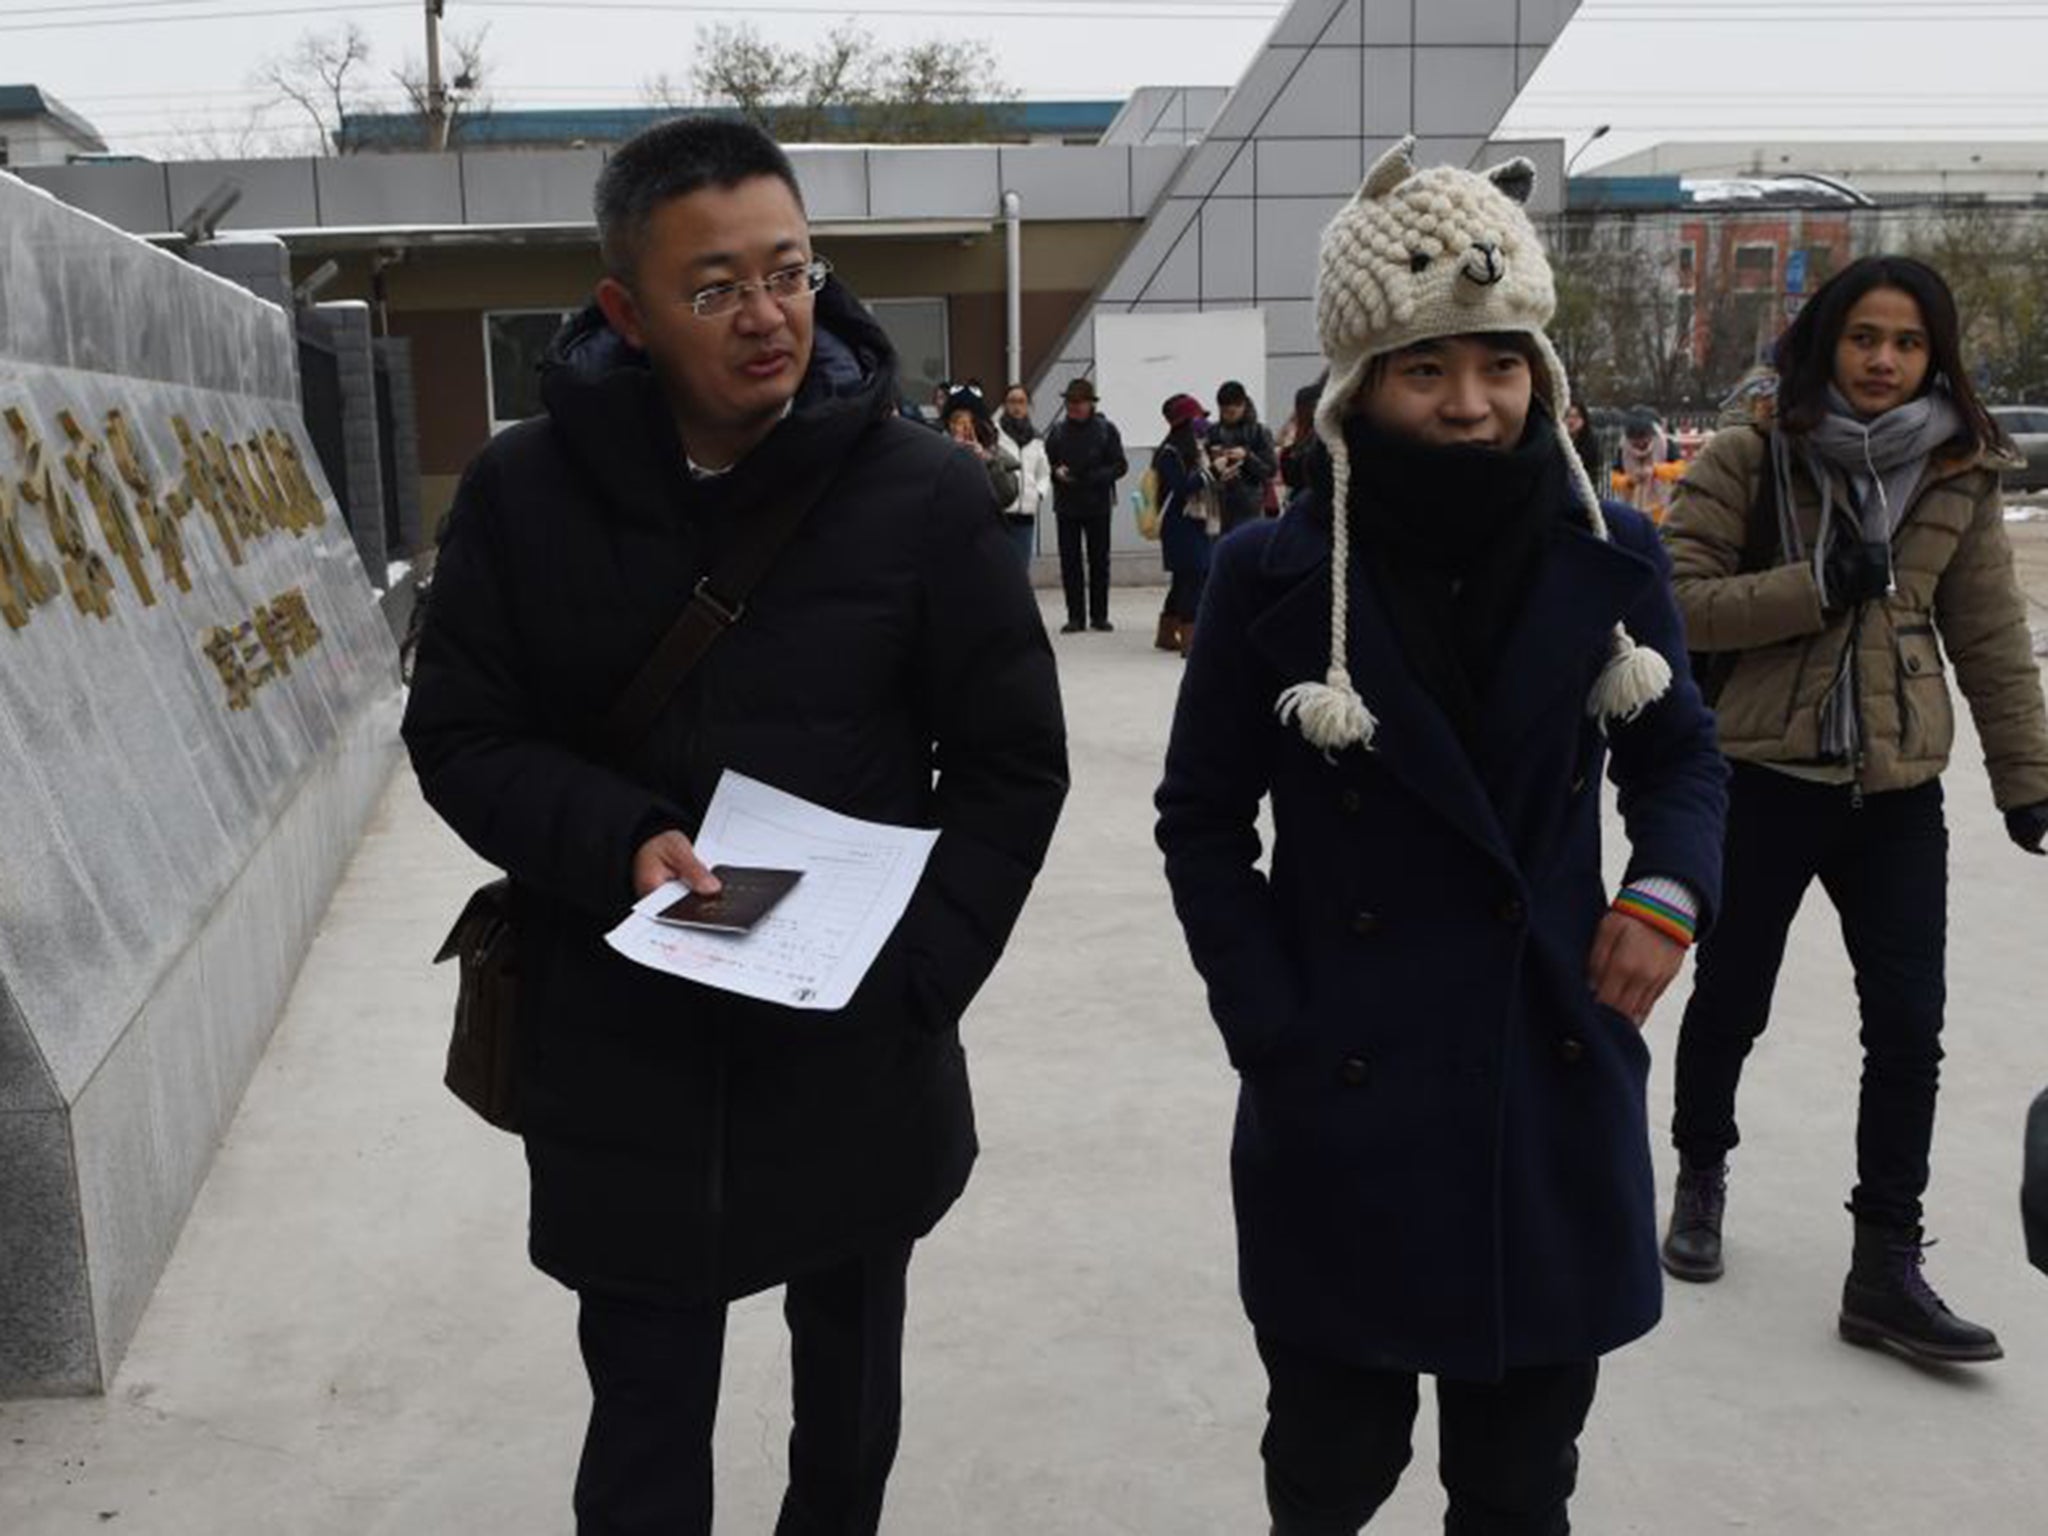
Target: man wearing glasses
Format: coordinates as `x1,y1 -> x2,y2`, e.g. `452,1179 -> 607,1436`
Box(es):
404,117 -> 1068,1535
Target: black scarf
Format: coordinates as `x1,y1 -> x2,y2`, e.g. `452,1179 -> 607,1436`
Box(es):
998,413 -> 1039,449
1317,408 -> 1564,746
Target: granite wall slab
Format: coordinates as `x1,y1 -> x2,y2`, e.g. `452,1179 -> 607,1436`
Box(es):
0,171 -> 402,1395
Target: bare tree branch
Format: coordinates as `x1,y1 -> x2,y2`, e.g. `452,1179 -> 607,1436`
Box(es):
255,22 -> 371,156
393,25 -> 494,149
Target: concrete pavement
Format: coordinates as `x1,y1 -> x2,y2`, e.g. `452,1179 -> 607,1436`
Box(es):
3,577 -> 2046,1535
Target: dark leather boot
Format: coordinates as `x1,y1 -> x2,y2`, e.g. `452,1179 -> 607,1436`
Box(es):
1154,612 -> 1181,651
1177,619 -> 1195,657
1838,1221 -> 2003,1364
1660,1160 -> 1727,1282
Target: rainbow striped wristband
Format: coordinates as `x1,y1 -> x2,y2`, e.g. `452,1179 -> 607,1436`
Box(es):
1613,882 -> 1698,948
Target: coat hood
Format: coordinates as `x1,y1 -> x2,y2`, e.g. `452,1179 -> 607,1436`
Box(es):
536,277 -> 900,522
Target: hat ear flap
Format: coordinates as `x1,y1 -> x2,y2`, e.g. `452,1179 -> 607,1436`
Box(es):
1486,156 -> 1538,206
1361,136 -> 1418,202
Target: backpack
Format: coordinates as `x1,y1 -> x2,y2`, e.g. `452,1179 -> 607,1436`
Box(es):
1133,464 -> 1164,540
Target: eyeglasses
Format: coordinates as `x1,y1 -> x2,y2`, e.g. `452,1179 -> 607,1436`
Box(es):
685,258 -> 831,320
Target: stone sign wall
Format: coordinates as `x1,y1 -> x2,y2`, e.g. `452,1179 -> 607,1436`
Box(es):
0,172 -> 402,1395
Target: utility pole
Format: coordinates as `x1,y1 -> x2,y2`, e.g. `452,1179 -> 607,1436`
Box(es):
424,0 -> 450,151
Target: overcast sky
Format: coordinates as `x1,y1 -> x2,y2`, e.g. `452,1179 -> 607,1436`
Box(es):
4,0 -> 2046,165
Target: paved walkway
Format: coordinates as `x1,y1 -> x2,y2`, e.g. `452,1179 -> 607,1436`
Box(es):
3,582 -> 2046,1535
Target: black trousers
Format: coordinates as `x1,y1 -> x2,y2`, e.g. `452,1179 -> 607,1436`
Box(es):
1056,514 -> 1112,625
573,1240 -> 913,1536
1163,567 -> 1207,624
1672,763 -> 1948,1228
1257,1334 -> 1598,1535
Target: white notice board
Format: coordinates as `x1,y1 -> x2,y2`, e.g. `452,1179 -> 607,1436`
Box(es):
1094,307 -> 1270,456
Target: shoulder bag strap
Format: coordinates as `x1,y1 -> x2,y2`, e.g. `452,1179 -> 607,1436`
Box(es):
594,446 -> 845,762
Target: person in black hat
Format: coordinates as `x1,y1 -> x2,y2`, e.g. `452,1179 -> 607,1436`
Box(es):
1207,379 -> 1278,533
943,387 -> 1020,512
1043,377 -> 1128,633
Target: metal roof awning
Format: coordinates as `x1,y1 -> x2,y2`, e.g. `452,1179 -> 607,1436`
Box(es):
172,218 -> 1001,254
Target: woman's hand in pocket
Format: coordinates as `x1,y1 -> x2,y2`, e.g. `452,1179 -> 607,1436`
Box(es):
1587,912 -> 1684,1027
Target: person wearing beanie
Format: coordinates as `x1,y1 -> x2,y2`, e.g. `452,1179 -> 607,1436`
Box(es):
1155,139 -> 1727,1534
1208,378 -> 1279,532
1154,392 -> 1216,653
943,385 -> 1021,518
1660,255 -> 2048,1365
1043,376 -> 1129,633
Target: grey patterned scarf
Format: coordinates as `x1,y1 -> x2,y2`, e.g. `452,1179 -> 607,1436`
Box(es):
1767,387 -> 1962,762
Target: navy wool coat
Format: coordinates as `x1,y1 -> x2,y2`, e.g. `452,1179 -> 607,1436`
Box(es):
1155,490 -> 1726,1380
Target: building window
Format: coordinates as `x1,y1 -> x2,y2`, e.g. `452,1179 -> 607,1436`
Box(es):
1734,244 -> 1777,288
1677,245 -> 1694,289
1675,294 -> 1695,359
0,136 -> 10,169
483,309 -> 573,434
867,298 -> 950,414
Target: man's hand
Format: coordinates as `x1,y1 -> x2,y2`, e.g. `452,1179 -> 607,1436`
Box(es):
1587,911 -> 1686,1026
1054,464 -> 1073,483
2005,801 -> 2048,855
632,830 -> 722,900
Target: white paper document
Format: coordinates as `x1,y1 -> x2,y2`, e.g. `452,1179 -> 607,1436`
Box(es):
606,771 -> 939,1011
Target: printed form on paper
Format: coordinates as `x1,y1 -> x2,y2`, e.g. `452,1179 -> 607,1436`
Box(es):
605,771 -> 938,1011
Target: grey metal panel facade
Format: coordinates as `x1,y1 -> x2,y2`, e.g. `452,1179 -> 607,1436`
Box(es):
166,159 -> 319,233
9,163 -> 171,236
460,149 -> 605,227
789,149 -> 871,221
315,153 -> 464,227
997,146 -> 1132,220
866,148 -> 1001,220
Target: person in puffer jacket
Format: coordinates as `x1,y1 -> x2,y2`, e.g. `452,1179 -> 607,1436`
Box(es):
1659,253 -> 2048,1368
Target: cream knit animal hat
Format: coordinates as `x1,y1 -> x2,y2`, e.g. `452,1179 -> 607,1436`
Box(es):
1274,137 -> 1672,755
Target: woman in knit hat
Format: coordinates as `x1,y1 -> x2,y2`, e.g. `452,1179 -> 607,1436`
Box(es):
1660,255 -> 2048,1365
1154,391 -> 1216,654
1155,139 -> 1727,1533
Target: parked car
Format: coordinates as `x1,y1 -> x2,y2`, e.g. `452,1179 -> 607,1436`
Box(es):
1989,405 -> 2048,493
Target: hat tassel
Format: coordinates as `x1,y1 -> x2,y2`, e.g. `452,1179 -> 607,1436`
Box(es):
1276,665 -> 1377,756
1589,624 -> 1672,724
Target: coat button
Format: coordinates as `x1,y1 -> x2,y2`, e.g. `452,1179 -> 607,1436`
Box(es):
1337,1056 -> 1369,1087
1339,788 -> 1363,814
1351,911 -> 1381,937
1905,655 -> 1921,674
1497,898 -> 1526,926
1570,773 -> 1588,795
1558,1036 -> 1587,1065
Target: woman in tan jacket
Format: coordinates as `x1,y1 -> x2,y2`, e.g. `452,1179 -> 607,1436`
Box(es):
1661,255 -> 2048,1366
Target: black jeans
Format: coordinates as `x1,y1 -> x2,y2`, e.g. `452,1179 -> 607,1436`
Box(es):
1672,763 -> 1948,1228
573,1240 -> 913,1536
1056,513 -> 1111,625
1257,1333 -> 1598,1535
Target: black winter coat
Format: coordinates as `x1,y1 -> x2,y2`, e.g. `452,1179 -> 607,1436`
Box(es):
1206,414 -> 1277,531
1043,412 -> 1129,521
1157,486 -> 1725,1379
404,283 -> 1068,1302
